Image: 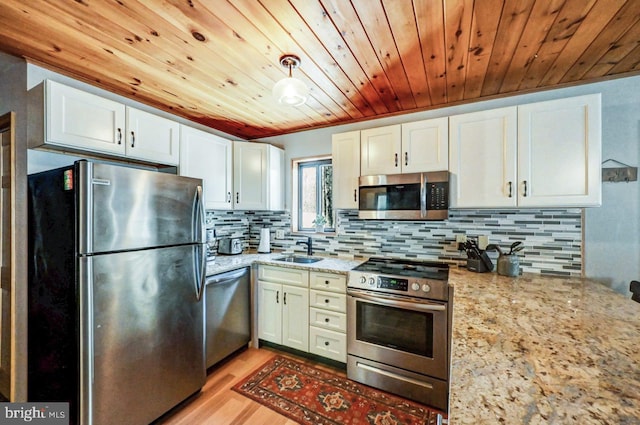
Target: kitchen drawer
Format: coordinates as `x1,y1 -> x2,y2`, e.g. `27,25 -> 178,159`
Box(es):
309,271 -> 346,293
309,307 -> 347,333
309,326 -> 346,363
309,290 -> 346,312
259,265 -> 309,288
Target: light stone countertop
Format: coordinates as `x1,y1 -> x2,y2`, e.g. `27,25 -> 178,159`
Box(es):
206,251 -> 365,276
448,268 -> 640,424
206,253 -> 640,424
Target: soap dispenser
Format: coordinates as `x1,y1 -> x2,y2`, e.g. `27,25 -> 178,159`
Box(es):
257,227 -> 271,253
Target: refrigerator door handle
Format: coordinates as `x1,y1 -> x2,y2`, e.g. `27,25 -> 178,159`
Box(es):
194,185 -> 205,242
194,185 -> 206,300
195,243 -> 206,301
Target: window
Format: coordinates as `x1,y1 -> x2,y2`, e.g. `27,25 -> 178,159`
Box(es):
297,159 -> 333,232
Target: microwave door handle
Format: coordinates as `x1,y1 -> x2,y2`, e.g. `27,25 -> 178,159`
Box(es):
420,174 -> 427,218
348,290 -> 446,313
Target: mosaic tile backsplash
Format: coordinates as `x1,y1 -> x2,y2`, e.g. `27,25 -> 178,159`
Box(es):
206,208 -> 582,276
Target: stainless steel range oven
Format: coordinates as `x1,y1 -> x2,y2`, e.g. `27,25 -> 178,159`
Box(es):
347,258 -> 452,411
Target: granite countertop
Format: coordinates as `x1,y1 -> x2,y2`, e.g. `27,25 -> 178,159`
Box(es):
207,253 -> 640,423
448,268 -> 640,424
206,251 -> 365,276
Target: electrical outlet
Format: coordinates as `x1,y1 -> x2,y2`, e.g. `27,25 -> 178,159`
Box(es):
478,235 -> 489,250
455,234 -> 467,243
275,229 -> 285,239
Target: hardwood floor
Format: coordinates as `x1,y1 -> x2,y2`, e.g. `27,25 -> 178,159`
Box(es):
155,347 -> 345,425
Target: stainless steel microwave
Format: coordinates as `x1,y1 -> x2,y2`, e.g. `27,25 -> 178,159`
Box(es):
358,171 -> 449,220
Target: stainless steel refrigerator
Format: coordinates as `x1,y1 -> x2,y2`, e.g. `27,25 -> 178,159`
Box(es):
28,160 -> 207,425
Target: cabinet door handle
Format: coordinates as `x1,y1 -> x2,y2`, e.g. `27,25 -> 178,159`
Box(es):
117,128 -> 122,145
236,192 -> 239,203
404,152 -> 408,166
276,290 -> 279,304
508,181 -> 512,198
353,189 -> 357,202
523,180 -> 528,197
130,131 -> 135,148
284,292 -> 287,305
227,192 -> 231,203
394,153 -> 398,167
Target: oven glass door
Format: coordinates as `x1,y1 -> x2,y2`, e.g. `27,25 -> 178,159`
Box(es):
347,290 -> 448,380
356,301 -> 433,357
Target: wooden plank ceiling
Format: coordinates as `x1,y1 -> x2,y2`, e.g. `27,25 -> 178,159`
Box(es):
0,0 -> 639,139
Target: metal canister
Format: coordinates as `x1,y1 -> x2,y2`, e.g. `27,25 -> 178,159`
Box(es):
497,254 -> 520,277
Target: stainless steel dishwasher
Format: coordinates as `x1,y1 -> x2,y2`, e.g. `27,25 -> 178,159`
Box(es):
205,267 -> 251,368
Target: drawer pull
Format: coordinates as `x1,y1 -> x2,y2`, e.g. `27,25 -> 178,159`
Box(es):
325,299 -> 330,303
325,280 -> 330,285
324,341 -> 330,346
325,318 -> 330,323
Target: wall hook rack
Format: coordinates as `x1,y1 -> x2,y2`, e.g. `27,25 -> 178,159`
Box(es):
601,158 -> 637,183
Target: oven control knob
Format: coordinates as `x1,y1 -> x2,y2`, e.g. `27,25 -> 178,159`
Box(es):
411,282 -> 420,291
368,277 -> 376,286
422,283 -> 431,293
360,276 -> 367,284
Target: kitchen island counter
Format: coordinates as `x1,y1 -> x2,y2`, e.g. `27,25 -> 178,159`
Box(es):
448,268 -> 640,424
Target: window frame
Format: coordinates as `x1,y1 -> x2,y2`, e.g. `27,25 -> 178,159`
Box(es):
292,156 -> 334,233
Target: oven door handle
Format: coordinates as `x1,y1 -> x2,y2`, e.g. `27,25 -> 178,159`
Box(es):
348,290 -> 446,313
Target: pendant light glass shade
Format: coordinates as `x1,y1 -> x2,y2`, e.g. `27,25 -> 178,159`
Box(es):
273,77 -> 308,106
273,54 -> 308,106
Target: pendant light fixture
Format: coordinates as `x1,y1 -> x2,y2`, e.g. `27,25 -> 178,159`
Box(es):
273,54 -> 309,106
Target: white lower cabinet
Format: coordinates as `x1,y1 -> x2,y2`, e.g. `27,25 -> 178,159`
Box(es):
308,271 -> 347,362
258,266 -> 347,363
309,327 -> 347,363
258,266 -> 309,352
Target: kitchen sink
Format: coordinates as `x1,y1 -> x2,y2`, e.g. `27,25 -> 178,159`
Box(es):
274,255 -> 323,264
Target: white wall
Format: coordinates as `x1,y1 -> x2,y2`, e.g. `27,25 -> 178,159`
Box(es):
259,76 -> 640,296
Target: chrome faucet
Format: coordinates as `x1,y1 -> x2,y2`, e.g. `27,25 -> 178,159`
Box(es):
296,236 -> 313,256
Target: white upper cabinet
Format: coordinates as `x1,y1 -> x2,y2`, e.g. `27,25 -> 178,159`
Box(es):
29,80 -> 181,165
360,119 -> 448,176
360,124 -> 402,175
31,80 -> 126,156
332,130 -> 360,209
449,107 -> 518,208
179,125 -> 233,209
125,107 -> 180,165
517,94 -> 601,207
401,117 -> 449,173
449,94 -> 601,208
233,141 -> 284,211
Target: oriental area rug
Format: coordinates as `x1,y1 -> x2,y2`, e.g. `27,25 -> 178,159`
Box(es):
231,355 -> 446,425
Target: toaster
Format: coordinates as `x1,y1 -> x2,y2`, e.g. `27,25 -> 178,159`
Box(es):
217,237 -> 243,255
